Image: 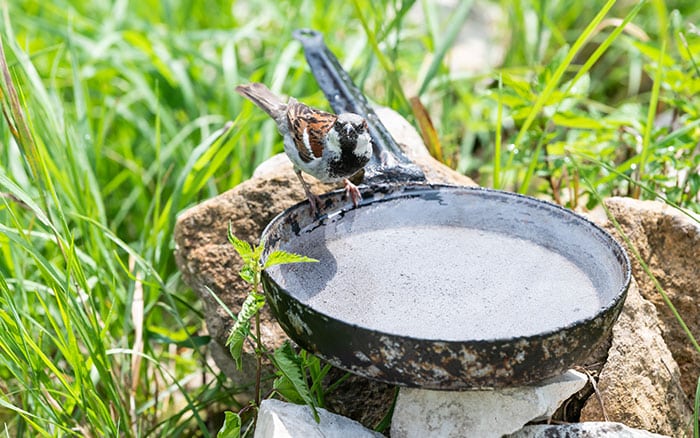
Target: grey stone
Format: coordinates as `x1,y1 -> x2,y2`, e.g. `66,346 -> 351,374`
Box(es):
390,370 -> 587,438
509,422 -> 670,437
254,399 -> 384,438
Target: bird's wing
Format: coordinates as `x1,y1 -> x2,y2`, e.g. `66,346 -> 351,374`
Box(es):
287,102 -> 337,163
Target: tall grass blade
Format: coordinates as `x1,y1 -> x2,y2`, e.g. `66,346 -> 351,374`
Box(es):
417,0 -> 474,96
635,38 -> 665,198
350,0 -> 410,111
494,74 -> 503,189
512,0 -> 617,193
564,0 -> 646,97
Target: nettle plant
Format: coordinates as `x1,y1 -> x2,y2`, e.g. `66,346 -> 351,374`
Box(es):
218,225 -> 338,437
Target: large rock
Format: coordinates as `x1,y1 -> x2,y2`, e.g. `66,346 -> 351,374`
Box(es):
579,279 -> 692,436
579,198 -> 699,436
174,106 -> 475,425
599,197 -> 700,398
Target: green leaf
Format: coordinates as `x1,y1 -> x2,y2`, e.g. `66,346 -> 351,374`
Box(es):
253,238 -> 265,261
512,0 -> 618,181
263,250 -> 318,269
226,320 -> 250,369
500,74 -> 533,102
551,113 -> 604,129
149,332 -> 211,349
227,224 -> 254,260
271,342 -> 319,422
239,265 -> 256,284
632,40 -> 676,67
688,172 -> 700,193
226,292 -> 265,368
306,359 -> 332,407
273,375 -> 306,405
217,411 -> 241,438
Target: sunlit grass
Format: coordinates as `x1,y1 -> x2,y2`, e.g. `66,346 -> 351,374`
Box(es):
0,0 -> 699,436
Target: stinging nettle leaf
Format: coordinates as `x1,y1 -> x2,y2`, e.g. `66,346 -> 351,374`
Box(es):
253,240 -> 265,261
239,265 -> 255,284
237,292 -> 266,324
273,375 -> 306,405
272,342 -> 320,422
263,250 -> 318,269
217,411 -> 241,438
226,320 -> 250,369
227,224 -> 254,259
226,292 -> 265,368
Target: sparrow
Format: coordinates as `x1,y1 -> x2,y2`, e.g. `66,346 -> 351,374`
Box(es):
235,82 -> 373,216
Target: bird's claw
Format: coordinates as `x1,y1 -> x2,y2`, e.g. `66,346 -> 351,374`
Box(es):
343,179 -> 362,208
307,193 -> 322,218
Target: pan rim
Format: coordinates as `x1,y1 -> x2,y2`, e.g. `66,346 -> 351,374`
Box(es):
261,183 -> 632,345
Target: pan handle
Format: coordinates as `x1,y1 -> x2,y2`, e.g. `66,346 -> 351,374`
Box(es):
292,29 -> 426,184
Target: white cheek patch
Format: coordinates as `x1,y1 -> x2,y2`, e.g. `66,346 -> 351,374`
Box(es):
356,132 -> 373,158
325,128 -> 342,155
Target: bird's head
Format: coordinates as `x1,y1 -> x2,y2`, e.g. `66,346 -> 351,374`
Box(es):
333,113 -> 372,160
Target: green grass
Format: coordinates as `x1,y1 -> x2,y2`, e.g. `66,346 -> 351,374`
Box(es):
0,0 -> 699,436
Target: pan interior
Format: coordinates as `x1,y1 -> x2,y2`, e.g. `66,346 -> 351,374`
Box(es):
266,189 -> 627,341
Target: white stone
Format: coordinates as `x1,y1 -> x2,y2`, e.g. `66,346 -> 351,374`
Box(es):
509,422 -> 671,437
391,370 -> 588,438
254,399 -> 384,438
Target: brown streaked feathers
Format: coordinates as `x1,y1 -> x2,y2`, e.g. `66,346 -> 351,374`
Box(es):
287,103 -> 337,163
235,82 -> 338,164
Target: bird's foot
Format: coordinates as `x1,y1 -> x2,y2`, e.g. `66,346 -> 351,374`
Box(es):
295,169 -> 323,218
306,192 -> 322,218
343,179 -> 363,208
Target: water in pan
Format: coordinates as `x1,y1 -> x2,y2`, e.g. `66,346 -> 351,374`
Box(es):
272,225 -> 602,341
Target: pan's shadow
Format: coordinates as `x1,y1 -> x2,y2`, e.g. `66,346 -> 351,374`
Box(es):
265,198 -> 374,303
272,238 -> 338,302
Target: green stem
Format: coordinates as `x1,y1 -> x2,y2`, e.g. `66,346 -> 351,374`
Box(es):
694,375 -> 699,438
253,268 -> 263,408
255,311 -> 262,407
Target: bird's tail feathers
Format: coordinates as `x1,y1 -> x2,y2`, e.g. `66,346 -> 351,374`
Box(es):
235,82 -> 286,119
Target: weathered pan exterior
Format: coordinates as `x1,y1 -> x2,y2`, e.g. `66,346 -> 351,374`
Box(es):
261,184 -> 631,389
